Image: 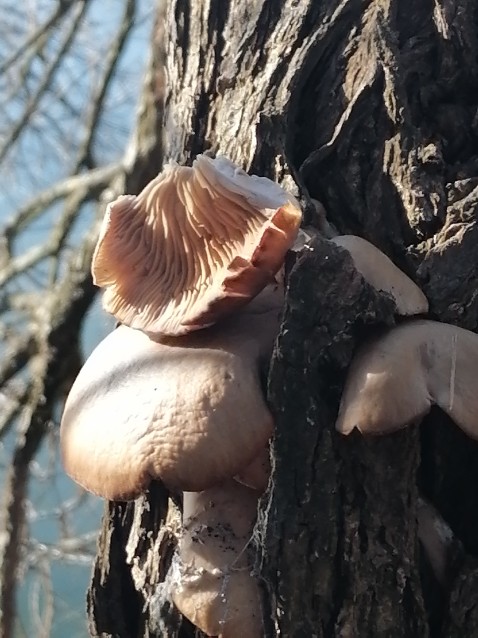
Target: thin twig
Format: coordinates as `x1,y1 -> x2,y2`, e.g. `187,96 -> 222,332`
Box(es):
3,162 -> 121,242
0,1 -> 88,166
0,234 -> 98,638
74,0 -> 137,171
0,1 -> 75,75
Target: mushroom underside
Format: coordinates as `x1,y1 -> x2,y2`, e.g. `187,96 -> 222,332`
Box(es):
92,155 -> 301,336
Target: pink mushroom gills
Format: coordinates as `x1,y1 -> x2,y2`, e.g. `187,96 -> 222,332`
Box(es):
336,319 -> 478,439
60,286 -> 282,500
92,154 -> 302,336
330,235 -> 429,316
171,481 -> 263,638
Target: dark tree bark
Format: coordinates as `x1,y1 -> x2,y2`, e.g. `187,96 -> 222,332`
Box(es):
87,0 -> 478,635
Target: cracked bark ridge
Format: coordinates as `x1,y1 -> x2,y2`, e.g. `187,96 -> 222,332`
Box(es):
292,0 -> 478,328
87,483 -> 200,637
258,238 -> 427,637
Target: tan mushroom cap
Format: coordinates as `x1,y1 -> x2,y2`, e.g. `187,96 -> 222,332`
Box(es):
336,319 -> 478,438
172,481 -> 263,638
60,286 -> 282,500
331,235 -> 428,315
92,154 -> 301,336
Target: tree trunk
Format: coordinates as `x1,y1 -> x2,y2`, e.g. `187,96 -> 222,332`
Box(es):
87,0 -> 478,635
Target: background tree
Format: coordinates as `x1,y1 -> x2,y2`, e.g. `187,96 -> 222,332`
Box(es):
3,0 -> 478,636
0,1 -> 155,635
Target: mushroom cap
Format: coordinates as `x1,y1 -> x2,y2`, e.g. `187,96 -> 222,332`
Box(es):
234,445 -> 271,492
92,155 -> 301,336
336,319 -> 478,439
172,481 -> 263,638
331,235 -> 428,315
60,286 -> 281,500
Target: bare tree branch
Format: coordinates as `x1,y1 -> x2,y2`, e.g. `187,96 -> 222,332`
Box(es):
0,335 -> 36,387
3,162 -> 121,243
0,236 -> 98,638
0,1 -> 88,166
0,381 -> 29,439
0,1 -> 76,75
74,0 -> 137,171
0,2 -> 157,634
1,191 -> 86,289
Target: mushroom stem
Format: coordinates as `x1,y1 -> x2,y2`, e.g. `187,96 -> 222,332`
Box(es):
171,481 -> 263,638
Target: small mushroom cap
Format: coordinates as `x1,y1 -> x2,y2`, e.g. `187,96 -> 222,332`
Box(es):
331,235 -> 428,315
336,319 -> 478,439
92,154 -> 301,336
60,287 -> 282,500
234,445 -> 271,492
172,481 -> 263,638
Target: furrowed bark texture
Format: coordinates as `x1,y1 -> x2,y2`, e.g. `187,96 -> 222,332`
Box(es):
88,0 -> 478,635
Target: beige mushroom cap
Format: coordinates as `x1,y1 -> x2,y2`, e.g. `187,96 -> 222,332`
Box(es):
172,481 -> 263,638
60,287 -> 281,500
92,155 -> 301,336
336,319 -> 478,438
331,235 -> 428,315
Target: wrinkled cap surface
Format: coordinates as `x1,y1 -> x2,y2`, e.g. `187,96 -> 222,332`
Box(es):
60,287 -> 281,500
92,155 -> 301,336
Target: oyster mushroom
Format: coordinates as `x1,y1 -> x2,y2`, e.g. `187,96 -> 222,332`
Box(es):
60,286 -> 281,500
172,480 -> 263,638
331,235 -> 428,315
336,319 -> 478,439
92,155 -> 301,336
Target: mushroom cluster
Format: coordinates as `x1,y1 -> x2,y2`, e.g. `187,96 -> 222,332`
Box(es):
61,155 -> 302,637
326,236 -> 470,433
333,282 -> 478,584
62,151 -> 465,634
331,234 -> 478,439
